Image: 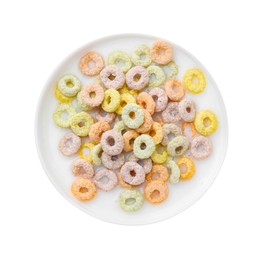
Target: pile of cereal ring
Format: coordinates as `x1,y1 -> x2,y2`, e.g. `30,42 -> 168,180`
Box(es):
53,40 -> 218,212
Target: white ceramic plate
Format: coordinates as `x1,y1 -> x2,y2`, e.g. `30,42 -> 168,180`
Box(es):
35,34 -> 228,225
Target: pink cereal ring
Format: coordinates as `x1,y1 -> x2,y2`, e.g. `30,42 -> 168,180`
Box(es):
129,154 -> 152,174
81,82 -> 104,107
71,158 -> 94,179
94,109 -> 116,124
190,136 -> 212,160
79,51 -> 104,76
100,65 -> 125,89
150,40 -> 173,65
178,98 -> 196,122
126,66 -> 149,90
149,87 -> 168,112
100,130 -> 124,156
101,152 -> 125,170
120,162 -> 145,186
164,79 -> 185,102
93,168 -> 118,191
161,102 -> 181,123
59,132 -> 81,156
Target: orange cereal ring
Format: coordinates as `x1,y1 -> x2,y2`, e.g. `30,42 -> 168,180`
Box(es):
71,178 -> 97,201
146,164 -> 169,182
164,79 -> 185,102
182,122 -> 197,139
79,51 -> 104,76
136,92 -> 155,115
150,40 -> 173,65
144,180 -> 169,204
177,156 -> 196,180
123,130 -> 139,152
89,121 -> 110,144
148,122 -> 163,144
118,171 -> 133,189
136,109 -> 153,134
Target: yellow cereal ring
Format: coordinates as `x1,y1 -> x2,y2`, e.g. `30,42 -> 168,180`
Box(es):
102,89 -> 121,112
54,85 -> 74,103
70,112 -> 93,136
148,122 -> 163,144
71,178 -> 97,201
194,109 -> 218,136
78,142 -> 95,162
115,93 -> 135,115
177,156 -> 196,180
119,84 -> 138,96
151,145 -> 168,164
183,68 -> 206,94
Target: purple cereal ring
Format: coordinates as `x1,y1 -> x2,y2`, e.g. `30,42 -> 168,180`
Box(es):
80,82 -> 104,107
71,158 -> 94,179
161,102 -> 181,123
100,65 -> 125,89
100,130 -> 124,156
126,66 -> 149,90
58,132 -> 81,156
129,154 -> 152,174
191,136 -> 212,159
149,87 -> 168,112
101,152 -> 125,170
94,109 -> 116,124
93,168 -> 118,191
120,161 -> 145,186
179,98 -> 196,122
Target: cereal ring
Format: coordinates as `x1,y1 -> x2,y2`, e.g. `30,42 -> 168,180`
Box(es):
53,103 -> 76,128
94,109 -> 116,124
161,61 -> 179,79
91,144 -> 103,166
102,89 -> 121,112
121,104 -> 144,129
133,134 -> 156,159
58,132 -> 81,156
113,120 -> 128,135
179,98 -> 196,122
148,122 -> 163,144
93,168 -> 117,191
58,74 -> 81,97
115,93 -> 136,115
123,130 -> 139,152
119,84 -> 138,96
79,51 -> 104,76
101,152 -> 125,170
70,112 -> 93,136
55,85 -> 74,103
100,130 -> 124,156
182,122 -> 197,139
71,178 -> 97,201
89,121 -> 110,144
107,51 -> 132,72
136,109 -> 153,134
149,87 -> 168,112
131,44 -> 152,67
144,180 -> 169,204
128,154 -> 152,174
167,135 -> 189,157
80,82 -> 104,107
100,65 -> 125,89
126,66 -> 149,90
162,123 -> 182,146
136,92 -> 155,115
151,145 -> 168,164
164,79 -> 185,102
150,40 -> 173,65
167,159 -> 180,184
146,164 -> 169,182
177,156 -> 196,180
118,172 -> 133,189
190,136 -> 212,159
161,102 -> 181,123
77,92 -> 92,111
194,110 -> 218,136
120,162 -> 145,185
119,189 -> 144,212
147,65 -> 166,88
183,68 -> 206,94
78,142 -> 95,162
71,158 -> 94,179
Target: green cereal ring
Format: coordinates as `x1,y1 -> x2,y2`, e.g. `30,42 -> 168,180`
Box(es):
121,104 -> 144,129
133,134 -> 156,159
147,65 -> 166,88
102,89 -> 121,112
92,144 -> 103,166
53,103 -> 76,128
70,112 -> 93,136
58,74 -> 81,97
115,93 -> 136,115
162,61 -> 179,79
108,51 -> 132,72
119,189 -> 144,212
167,135 -> 189,157
151,145 -> 168,164
167,159 -> 180,184
114,121 -> 128,134
131,44 -> 152,67
77,92 -> 92,111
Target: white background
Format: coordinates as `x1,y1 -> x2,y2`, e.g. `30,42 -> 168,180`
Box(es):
0,0 -> 264,259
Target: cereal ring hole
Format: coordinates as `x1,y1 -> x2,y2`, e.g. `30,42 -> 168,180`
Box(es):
111,155 -> 118,161
179,163 -> 187,173
192,76 -> 198,84
89,91 -> 96,98
203,117 -> 211,127
133,74 -> 141,82
66,80 -> 74,88
61,111 -> 69,119
120,101 -> 127,107
137,160 -> 144,167
107,137 -> 115,146
150,189 -> 160,199
79,187 -> 89,193
157,147 -> 163,154
152,173 -> 159,179
125,198 -> 136,205
129,138 -> 136,146
149,130 -> 156,137
140,53 -> 146,60
99,176 -> 109,184
130,170 -> 136,177
116,60 -> 125,67
175,146 -> 183,153
129,111 -> 136,119
82,147 -> 91,156
152,95 -> 158,102
140,143 -> 147,150
108,74 -> 116,81
78,121 -> 85,127
186,107 -> 191,113
106,96 -> 111,104
150,74 -> 157,82
88,60 -> 96,68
